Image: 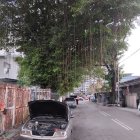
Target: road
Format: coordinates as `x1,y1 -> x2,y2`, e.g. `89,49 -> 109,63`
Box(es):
13,101 -> 140,140
72,101 -> 140,140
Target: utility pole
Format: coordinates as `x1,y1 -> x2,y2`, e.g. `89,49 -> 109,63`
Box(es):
117,64 -> 120,106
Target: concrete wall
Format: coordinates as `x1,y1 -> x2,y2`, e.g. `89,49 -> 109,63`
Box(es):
121,84 -> 140,108
126,93 -> 137,108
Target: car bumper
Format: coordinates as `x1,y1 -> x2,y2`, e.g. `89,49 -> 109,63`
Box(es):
69,105 -> 76,108
20,135 -> 71,140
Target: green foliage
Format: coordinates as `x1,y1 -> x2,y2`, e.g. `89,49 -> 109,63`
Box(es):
1,0 -> 140,95
15,57 -> 31,86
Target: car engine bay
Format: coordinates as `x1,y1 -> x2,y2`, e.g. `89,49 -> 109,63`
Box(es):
25,116 -> 68,136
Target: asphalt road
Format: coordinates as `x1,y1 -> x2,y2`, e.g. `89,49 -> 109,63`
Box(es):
72,101 -> 140,140
12,100 -> 140,140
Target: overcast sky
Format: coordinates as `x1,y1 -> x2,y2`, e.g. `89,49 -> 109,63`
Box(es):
121,21 -> 140,76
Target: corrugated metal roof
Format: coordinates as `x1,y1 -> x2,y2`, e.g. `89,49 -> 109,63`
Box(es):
120,75 -> 140,83
119,75 -> 140,88
0,78 -> 17,84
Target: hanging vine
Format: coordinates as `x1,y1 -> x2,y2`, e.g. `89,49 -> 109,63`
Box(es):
1,0 -> 140,95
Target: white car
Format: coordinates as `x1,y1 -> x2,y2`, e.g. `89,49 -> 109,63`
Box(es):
64,97 -> 77,108
138,103 -> 140,112
20,100 -> 73,140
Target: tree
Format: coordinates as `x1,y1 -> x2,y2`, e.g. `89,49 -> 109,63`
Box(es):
1,0 -> 140,96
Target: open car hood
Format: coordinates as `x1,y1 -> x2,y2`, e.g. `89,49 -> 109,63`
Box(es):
28,100 -> 68,121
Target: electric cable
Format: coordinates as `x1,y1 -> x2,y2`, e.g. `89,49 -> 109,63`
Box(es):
120,47 -> 140,63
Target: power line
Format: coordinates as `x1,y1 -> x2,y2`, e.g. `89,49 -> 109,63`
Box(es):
120,47 -> 140,63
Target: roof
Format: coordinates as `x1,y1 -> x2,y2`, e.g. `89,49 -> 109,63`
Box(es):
120,76 -> 140,83
120,75 -> 140,87
0,78 -> 18,84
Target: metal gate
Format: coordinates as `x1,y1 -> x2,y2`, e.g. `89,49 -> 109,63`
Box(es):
31,88 -> 51,101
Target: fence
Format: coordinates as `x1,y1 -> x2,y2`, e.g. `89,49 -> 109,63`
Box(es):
0,84 -> 52,134
0,83 -> 30,134
30,88 -> 51,100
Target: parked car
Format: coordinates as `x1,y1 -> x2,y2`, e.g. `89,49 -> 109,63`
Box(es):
138,102 -> 140,112
70,95 -> 77,99
83,96 -> 89,101
78,97 -> 84,101
64,97 -> 77,108
20,100 -> 73,140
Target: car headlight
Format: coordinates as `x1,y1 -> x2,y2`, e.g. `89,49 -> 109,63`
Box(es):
21,124 -> 32,136
21,128 -> 32,136
21,129 -> 32,136
53,128 -> 67,137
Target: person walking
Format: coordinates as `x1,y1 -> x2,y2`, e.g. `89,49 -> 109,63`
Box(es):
76,98 -> 79,105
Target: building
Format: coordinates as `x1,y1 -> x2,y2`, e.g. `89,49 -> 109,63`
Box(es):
119,75 -> 140,108
0,48 -> 22,82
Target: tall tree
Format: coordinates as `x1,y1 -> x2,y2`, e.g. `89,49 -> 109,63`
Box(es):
1,0 -> 140,96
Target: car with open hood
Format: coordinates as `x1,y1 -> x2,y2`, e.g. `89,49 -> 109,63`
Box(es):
20,100 -> 73,140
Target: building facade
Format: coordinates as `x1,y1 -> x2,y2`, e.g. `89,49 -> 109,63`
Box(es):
120,76 -> 140,108
0,49 -> 21,80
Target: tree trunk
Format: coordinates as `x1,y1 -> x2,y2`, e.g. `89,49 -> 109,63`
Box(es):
110,69 -> 116,104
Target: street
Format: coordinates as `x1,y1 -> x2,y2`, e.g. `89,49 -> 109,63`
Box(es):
72,101 -> 140,140
13,101 -> 140,140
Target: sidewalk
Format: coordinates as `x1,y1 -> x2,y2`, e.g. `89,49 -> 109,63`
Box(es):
0,125 -> 22,140
116,106 -> 138,114
96,102 -> 139,114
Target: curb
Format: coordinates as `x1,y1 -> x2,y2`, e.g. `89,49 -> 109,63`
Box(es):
117,107 -> 138,114
96,102 -> 118,107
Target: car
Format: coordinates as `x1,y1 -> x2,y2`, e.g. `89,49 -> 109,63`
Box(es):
64,97 -> 77,108
70,95 -> 77,99
83,96 -> 89,101
20,100 -> 73,140
138,102 -> 140,112
77,97 -> 84,101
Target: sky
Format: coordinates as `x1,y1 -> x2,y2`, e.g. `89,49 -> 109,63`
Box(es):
120,20 -> 140,76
